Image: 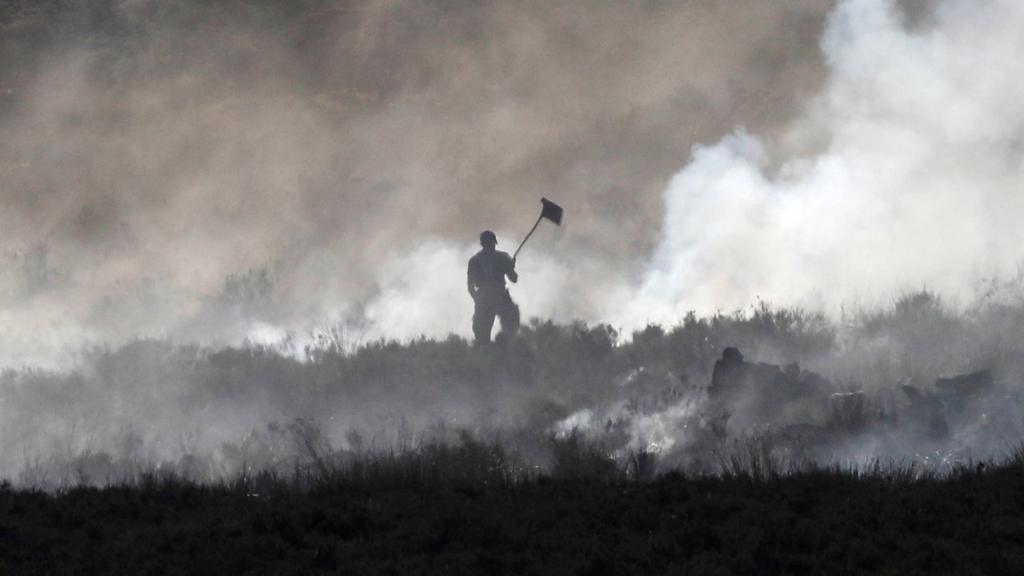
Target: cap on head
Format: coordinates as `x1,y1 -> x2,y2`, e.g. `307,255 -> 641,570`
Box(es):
479,230 -> 497,248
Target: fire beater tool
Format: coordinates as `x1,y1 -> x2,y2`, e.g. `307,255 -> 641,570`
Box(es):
513,197 -> 563,261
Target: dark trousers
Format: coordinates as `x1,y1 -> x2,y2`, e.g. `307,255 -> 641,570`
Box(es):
472,289 -> 520,344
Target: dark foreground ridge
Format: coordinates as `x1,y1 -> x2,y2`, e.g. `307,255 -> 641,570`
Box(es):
2,458 -> 1024,575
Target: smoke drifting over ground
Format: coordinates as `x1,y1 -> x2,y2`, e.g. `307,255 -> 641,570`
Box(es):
4,0 -> 1024,483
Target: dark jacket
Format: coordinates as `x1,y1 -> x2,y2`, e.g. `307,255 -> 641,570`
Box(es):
467,249 -> 517,298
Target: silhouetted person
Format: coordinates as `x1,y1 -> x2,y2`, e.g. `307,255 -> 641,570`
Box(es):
467,230 -> 520,344
709,347 -> 746,398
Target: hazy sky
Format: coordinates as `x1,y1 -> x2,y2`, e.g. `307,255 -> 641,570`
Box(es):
3,0 -> 1021,366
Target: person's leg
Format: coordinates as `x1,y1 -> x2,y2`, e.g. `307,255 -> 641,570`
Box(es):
495,294 -> 520,345
473,302 -> 496,344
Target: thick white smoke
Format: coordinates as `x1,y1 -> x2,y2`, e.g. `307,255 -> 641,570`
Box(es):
610,0 -> 1024,328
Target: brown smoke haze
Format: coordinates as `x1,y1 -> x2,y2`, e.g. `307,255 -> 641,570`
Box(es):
0,0 -> 833,364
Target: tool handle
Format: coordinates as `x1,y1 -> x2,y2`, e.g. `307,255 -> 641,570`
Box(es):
513,214 -> 544,261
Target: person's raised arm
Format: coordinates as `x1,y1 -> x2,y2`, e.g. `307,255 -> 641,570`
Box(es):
507,255 -> 518,283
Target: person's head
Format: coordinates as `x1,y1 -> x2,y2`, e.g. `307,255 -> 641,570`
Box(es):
479,230 -> 497,250
722,347 -> 744,365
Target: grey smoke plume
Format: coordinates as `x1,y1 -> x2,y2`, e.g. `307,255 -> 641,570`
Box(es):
0,0 -> 830,364
2,0 -> 1021,364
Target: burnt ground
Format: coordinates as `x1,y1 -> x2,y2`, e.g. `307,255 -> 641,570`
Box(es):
1,463 -> 1024,576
